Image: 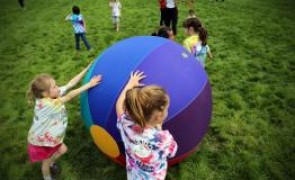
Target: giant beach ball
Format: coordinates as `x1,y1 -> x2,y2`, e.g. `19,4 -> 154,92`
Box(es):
80,36 -> 212,166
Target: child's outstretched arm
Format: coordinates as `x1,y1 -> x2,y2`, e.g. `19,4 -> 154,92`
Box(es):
83,19 -> 87,32
61,75 -> 102,103
65,13 -> 72,20
116,71 -> 145,117
207,46 -> 213,59
65,62 -> 93,90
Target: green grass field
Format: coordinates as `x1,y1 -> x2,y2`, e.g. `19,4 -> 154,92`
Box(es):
0,0 -> 294,179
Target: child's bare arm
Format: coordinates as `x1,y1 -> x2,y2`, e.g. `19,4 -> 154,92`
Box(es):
65,13 -> 72,20
84,20 -> 87,32
116,71 -> 145,117
61,75 -> 102,103
65,62 -> 93,90
207,48 -> 213,59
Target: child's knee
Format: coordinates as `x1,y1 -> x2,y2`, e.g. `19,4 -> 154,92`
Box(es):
59,144 -> 68,154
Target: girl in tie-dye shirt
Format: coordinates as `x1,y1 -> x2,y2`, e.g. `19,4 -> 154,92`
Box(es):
116,71 -> 178,180
27,62 -> 102,180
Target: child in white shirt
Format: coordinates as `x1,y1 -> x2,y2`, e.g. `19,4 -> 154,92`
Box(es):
109,0 -> 122,32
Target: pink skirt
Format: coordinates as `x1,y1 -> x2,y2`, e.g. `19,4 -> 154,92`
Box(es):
28,143 -> 61,163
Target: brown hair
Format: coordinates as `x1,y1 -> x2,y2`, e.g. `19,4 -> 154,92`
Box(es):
27,74 -> 53,104
151,26 -> 172,39
183,17 -> 202,32
183,17 -> 208,46
124,85 -> 169,129
198,26 -> 208,46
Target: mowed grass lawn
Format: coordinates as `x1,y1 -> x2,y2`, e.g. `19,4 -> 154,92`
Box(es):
0,0 -> 294,179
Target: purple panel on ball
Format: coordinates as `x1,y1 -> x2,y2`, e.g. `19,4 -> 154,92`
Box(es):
135,40 -> 208,121
164,81 -> 212,157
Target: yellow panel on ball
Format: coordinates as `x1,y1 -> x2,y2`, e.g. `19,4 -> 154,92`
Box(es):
90,125 -> 120,158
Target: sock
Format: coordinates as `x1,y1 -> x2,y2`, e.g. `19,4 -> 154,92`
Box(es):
43,175 -> 52,180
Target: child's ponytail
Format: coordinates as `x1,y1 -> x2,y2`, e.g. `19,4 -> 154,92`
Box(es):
198,26 -> 208,46
124,86 -> 169,131
125,88 -> 146,129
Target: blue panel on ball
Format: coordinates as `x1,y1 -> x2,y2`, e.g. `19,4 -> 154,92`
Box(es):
87,36 -> 168,127
80,36 -> 213,166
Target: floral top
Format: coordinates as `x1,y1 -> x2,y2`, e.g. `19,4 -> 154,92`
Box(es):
117,114 -> 178,180
28,87 -> 68,147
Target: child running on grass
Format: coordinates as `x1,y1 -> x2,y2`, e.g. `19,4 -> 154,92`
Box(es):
183,17 -> 213,67
116,71 -> 178,180
66,6 -> 92,51
109,0 -> 122,32
182,17 -> 203,54
27,63 -> 102,180
194,26 -> 213,67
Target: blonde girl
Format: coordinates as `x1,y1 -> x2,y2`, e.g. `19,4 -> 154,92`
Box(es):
116,71 -> 178,180
27,63 -> 101,180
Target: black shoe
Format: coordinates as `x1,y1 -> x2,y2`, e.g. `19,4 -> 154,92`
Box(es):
50,162 -> 61,178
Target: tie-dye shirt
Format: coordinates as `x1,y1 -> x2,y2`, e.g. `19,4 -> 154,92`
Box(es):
69,14 -> 85,34
28,87 -> 68,147
117,114 -> 178,180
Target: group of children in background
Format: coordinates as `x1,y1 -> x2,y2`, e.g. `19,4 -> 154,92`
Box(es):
27,1 -> 216,180
153,7 -> 213,68
182,14 -> 213,67
64,1 -> 212,67
65,1 -> 122,51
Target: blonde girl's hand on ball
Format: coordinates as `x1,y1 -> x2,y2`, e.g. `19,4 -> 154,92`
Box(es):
88,75 -> 102,88
128,71 -> 146,88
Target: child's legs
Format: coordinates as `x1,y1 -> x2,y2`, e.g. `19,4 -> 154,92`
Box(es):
42,158 -> 53,178
18,0 -> 25,7
51,143 -> 68,162
80,33 -> 91,50
75,33 -> 81,50
160,8 -> 166,26
164,9 -> 171,28
171,8 -> 178,35
112,16 -> 116,28
115,17 -> 120,31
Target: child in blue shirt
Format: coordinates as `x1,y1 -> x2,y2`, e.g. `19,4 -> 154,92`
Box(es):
193,26 -> 213,67
66,6 -> 91,51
